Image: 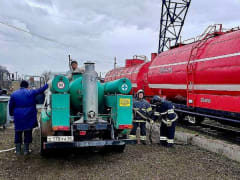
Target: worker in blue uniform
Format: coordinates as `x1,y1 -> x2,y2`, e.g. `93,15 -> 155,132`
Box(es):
151,96 -> 178,147
9,80 -> 48,155
129,89 -> 152,145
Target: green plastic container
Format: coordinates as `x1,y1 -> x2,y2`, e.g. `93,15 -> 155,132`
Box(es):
0,96 -> 10,129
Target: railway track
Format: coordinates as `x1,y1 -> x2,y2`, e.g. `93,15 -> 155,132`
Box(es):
178,120 -> 240,145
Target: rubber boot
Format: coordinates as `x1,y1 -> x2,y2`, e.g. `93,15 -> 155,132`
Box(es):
166,143 -> 174,148
140,140 -> 147,145
15,144 -> 22,155
159,140 -> 167,146
23,143 -> 30,155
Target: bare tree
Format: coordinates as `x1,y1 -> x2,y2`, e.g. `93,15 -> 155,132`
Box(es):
42,71 -> 51,82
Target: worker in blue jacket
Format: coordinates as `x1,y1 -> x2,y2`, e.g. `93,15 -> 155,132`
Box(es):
9,80 -> 48,155
151,96 -> 178,147
129,89 -> 152,145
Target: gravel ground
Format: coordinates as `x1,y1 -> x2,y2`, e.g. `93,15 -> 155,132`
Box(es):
0,125 -> 240,180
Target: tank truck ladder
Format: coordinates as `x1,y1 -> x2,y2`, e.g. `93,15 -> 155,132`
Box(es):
186,24 -> 223,106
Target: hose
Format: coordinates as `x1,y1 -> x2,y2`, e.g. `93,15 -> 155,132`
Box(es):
0,126 -> 39,153
0,89 -> 47,154
0,147 -> 15,153
149,122 -> 154,144
40,90 -> 51,117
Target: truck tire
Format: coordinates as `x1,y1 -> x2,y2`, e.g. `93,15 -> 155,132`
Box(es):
40,129 -> 48,156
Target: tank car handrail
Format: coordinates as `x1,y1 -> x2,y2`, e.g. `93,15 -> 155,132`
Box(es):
181,24 -> 224,46
196,24 -> 222,41
174,25 -> 240,49
182,37 -> 196,45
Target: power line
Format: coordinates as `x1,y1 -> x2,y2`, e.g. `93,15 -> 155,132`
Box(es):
0,19 -> 127,66
0,20 -> 72,47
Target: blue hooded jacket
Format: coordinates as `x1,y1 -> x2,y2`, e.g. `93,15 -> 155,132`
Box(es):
9,84 -> 48,131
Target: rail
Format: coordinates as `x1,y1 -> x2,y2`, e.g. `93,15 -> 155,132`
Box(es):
178,121 -> 240,145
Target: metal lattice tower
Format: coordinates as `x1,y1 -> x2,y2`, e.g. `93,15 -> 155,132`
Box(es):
158,0 -> 191,53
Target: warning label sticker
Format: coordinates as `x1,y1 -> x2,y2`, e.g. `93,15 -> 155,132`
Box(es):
119,98 -> 130,107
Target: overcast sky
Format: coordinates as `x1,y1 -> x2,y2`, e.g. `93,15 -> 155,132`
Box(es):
0,0 -> 240,77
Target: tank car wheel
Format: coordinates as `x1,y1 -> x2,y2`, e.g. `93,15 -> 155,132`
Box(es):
176,112 -> 184,123
186,116 -> 204,125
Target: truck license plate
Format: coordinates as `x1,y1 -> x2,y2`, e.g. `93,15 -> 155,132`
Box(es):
47,136 -> 74,142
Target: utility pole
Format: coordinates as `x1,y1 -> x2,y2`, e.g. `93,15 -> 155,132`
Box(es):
114,57 -> 117,69
68,54 -> 72,71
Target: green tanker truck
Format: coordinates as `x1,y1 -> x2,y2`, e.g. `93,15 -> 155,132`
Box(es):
40,62 -> 134,155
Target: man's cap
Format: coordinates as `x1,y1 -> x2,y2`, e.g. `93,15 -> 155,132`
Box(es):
71,60 -> 78,65
20,80 -> 29,88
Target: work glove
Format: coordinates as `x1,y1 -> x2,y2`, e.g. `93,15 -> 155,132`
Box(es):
162,119 -> 173,127
166,120 -> 172,127
150,119 -> 154,125
47,79 -> 51,86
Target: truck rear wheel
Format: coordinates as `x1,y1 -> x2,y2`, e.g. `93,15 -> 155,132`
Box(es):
39,120 -> 49,156
40,131 -> 48,156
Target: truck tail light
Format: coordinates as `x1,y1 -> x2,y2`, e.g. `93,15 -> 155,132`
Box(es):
118,125 -> 133,129
79,131 -> 87,136
52,126 -> 69,131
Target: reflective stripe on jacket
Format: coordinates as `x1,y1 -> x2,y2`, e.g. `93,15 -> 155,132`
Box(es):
133,98 -> 152,121
152,100 -> 177,123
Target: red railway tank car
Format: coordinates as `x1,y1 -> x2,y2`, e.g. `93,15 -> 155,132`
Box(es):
105,25 -> 240,125
105,55 -> 155,96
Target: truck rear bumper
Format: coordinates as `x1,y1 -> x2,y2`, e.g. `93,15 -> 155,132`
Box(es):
43,139 -> 136,150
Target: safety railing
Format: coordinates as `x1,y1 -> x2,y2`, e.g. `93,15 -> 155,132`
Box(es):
133,55 -> 148,62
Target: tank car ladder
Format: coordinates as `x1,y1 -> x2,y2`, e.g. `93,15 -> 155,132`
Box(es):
186,24 -> 223,106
